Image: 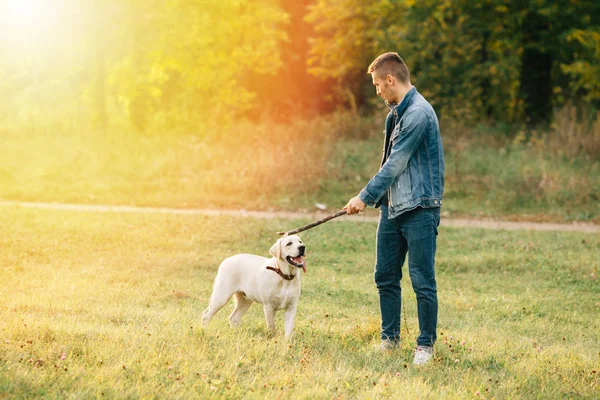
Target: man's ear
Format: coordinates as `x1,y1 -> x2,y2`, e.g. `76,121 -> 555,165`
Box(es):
386,74 -> 394,85
269,239 -> 281,259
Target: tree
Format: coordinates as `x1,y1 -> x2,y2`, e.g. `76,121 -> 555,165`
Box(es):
562,28 -> 600,105
103,0 -> 288,131
305,0 -> 405,112
304,0 -> 600,125
508,0 -> 600,125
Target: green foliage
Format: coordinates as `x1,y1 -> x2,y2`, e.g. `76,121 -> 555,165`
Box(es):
562,28 -> 600,103
400,0 -> 520,122
0,0 -> 289,131
0,0 -> 598,129
106,0 -> 288,130
305,0 -> 406,110
306,0 -> 600,124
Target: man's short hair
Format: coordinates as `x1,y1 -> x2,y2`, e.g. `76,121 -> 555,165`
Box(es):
368,52 -> 410,84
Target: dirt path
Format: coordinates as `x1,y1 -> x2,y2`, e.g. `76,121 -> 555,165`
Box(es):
2,200 -> 598,233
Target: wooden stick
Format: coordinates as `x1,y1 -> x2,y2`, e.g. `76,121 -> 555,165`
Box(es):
277,210 -> 347,235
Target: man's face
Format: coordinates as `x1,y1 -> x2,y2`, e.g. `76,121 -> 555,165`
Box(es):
371,71 -> 396,104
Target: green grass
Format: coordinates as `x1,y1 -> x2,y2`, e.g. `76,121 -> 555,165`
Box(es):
443,142 -> 600,222
1,206 -> 598,398
0,114 -> 598,223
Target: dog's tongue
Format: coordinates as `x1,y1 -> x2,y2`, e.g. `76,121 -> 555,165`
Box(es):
292,256 -> 306,273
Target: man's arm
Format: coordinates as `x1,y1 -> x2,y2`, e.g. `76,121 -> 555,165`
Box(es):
357,108 -> 430,208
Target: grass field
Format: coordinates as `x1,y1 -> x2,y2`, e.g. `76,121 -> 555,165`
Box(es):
1,206 -> 598,398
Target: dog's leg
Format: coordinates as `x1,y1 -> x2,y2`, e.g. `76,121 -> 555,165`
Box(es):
229,292 -> 253,327
263,304 -> 276,336
284,304 -> 297,340
202,289 -> 234,327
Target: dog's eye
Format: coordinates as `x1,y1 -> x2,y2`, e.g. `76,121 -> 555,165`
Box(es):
286,242 -> 292,246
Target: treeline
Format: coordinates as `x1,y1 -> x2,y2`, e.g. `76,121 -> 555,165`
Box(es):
1,0 -> 598,131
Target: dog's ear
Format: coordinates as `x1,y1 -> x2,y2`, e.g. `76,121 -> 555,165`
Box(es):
269,238 -> 282,259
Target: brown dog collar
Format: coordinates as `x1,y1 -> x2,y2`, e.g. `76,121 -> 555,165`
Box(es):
266,266 -> 296,280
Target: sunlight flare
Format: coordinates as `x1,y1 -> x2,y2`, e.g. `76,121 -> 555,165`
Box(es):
3,0 -> 47,28
0,0 -> 77,56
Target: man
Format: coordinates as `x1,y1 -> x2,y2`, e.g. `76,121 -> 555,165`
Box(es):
344,52 -> 444,366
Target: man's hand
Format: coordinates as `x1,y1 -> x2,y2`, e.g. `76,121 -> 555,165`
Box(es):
344,196 -> 366,215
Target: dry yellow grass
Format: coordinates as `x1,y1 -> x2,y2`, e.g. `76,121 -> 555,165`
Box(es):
0,206 -> 598,398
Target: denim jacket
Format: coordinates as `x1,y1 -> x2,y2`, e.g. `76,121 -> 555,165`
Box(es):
359,87 -> 445,219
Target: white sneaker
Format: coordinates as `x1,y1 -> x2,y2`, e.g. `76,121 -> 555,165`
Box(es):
376,339 -> 399,351
412,346 -> 434,365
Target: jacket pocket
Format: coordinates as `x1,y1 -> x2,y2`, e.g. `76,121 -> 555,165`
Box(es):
390,167 -> 412,207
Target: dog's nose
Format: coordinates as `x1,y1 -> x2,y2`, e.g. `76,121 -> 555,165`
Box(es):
298,245 -> 305,255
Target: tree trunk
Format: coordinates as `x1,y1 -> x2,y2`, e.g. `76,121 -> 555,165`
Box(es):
518,11 -> 553,127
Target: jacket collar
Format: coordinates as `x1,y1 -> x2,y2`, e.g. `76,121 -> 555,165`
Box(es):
392,86 -> 417,120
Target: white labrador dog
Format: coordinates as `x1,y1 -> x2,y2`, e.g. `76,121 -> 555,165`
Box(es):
202,235 -> 306,339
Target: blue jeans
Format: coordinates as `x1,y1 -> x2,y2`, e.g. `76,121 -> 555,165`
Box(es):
375,205 -> 440,346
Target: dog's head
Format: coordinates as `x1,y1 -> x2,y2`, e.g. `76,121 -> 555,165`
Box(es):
269,235 -> 306,272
